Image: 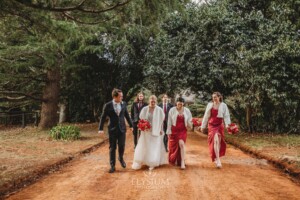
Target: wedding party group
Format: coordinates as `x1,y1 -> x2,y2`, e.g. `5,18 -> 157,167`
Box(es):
98,88 -> 232,173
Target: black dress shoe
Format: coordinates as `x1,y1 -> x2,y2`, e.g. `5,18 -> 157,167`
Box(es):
119,159 -> 126,168
165,146 -> 169,152
109,166 -> 115,173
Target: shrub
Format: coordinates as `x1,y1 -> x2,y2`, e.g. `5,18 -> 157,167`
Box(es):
49,125 -> 81,140
187,103 -> 206,117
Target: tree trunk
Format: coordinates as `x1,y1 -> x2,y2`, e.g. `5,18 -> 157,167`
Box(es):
246,105 -> 253,133
39,68 -> 60,129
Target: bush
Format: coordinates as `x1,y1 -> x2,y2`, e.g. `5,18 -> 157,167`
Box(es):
187,103 -> 206,117
49,125 -> 81,140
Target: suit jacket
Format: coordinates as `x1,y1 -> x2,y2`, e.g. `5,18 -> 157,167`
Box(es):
131,102 -> 148,123
99,101 -> 133,133
158,102 -> 173,122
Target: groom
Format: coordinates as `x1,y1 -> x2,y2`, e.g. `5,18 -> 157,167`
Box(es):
98,88 -> 133,173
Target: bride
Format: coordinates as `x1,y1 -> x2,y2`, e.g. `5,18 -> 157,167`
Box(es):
132,95 -> 168,170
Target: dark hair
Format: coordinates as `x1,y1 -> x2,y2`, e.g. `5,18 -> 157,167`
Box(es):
112,88 -> 122,98
212,92 -> 223,102
134,92 -> 145,103
176,97 -> 185,103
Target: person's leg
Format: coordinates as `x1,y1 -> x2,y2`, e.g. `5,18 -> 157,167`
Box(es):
214,133 -> 222,168
117,130 -> 126,168
133,122 -> 138,148
179,139 -> 186,169
108,133 -> 117,172
163,121 -> 168,152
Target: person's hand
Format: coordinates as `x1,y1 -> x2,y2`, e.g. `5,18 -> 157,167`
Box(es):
200,128 -> 204,133
98,130 -> 104,134
130,127 -> 133,132
160,131 -> 163,135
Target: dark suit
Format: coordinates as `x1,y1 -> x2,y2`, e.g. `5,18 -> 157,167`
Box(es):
99,101 -> 133,167
131,101 -> 148,147
158,102 -> 173,151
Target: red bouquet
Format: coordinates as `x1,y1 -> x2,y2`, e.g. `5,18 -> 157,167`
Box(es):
137,119 -> 151,131
227,123 -> 239,134
192,118 -> 202,127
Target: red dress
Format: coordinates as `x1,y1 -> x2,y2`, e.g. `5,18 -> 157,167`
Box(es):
208,108 -> 226,162
168,115 -> 187,166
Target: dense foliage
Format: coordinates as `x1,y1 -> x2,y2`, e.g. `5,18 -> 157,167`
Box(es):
0,0 -> 186,126
144,0 -> 300,133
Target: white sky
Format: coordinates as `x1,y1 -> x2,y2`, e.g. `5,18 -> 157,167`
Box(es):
191,0 -> 209,4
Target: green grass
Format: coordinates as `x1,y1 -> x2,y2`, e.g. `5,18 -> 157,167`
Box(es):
227,132 -> 300,149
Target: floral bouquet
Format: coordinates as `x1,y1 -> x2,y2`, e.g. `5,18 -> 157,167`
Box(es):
227,123 -> 239,134
192,118 -> 202,127
137,119 -> 151,131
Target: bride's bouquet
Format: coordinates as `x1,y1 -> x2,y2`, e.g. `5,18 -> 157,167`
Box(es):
227,123 -> 239,134
137,119 -> 151,131
192,118 -> 202,127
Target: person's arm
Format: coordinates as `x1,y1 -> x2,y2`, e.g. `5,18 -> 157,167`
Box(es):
166,108 -> 173,135
223,103 -> 231,128
160,109 -> 165,135
130,103 -> 134,121
186,108 -> 193,129
99,103 -> 109,132
124,103 -> 133,128
201,103 -> 211,129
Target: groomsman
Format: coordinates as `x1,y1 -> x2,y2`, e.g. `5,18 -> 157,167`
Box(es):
98,88 -> 133,173
159,94 -> 173,152
131,92 -> 148,148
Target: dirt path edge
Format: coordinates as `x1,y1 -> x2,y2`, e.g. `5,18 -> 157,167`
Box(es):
195,131 -> 300,181
225,136 -> 300,180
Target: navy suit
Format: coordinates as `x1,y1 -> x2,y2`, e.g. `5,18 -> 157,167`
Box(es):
99,101 -> 133,167
158,102 -> 173,151
131,101 -> 148,147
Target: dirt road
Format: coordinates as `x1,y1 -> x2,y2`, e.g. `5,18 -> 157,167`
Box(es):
6,131 -> 300,200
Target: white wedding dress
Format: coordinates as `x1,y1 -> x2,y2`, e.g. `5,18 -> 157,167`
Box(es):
132,106 -> 168,169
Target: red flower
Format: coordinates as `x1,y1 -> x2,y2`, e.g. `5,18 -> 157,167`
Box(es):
227,123 -> 239,134
137,119 -> 151,131
192,118 -> 202,127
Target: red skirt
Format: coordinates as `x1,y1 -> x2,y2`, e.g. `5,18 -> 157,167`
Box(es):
169,126 -> 187,166
208,123 -> 226,162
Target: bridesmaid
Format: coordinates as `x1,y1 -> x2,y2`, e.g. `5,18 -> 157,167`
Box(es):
167,97 -> 192,169
201,92 -> 231,168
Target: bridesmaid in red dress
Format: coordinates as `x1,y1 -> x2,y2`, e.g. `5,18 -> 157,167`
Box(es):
201,92 -> 231,168
167,97 -> 192,169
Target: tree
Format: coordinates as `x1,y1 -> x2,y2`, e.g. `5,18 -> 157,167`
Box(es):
143,0 -> 300,133
0,0 -> 187,128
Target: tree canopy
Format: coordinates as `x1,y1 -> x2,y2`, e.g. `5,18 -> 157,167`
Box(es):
143,0 -> 300,133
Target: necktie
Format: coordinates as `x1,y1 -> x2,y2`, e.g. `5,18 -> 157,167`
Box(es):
164,103 -> 167,114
